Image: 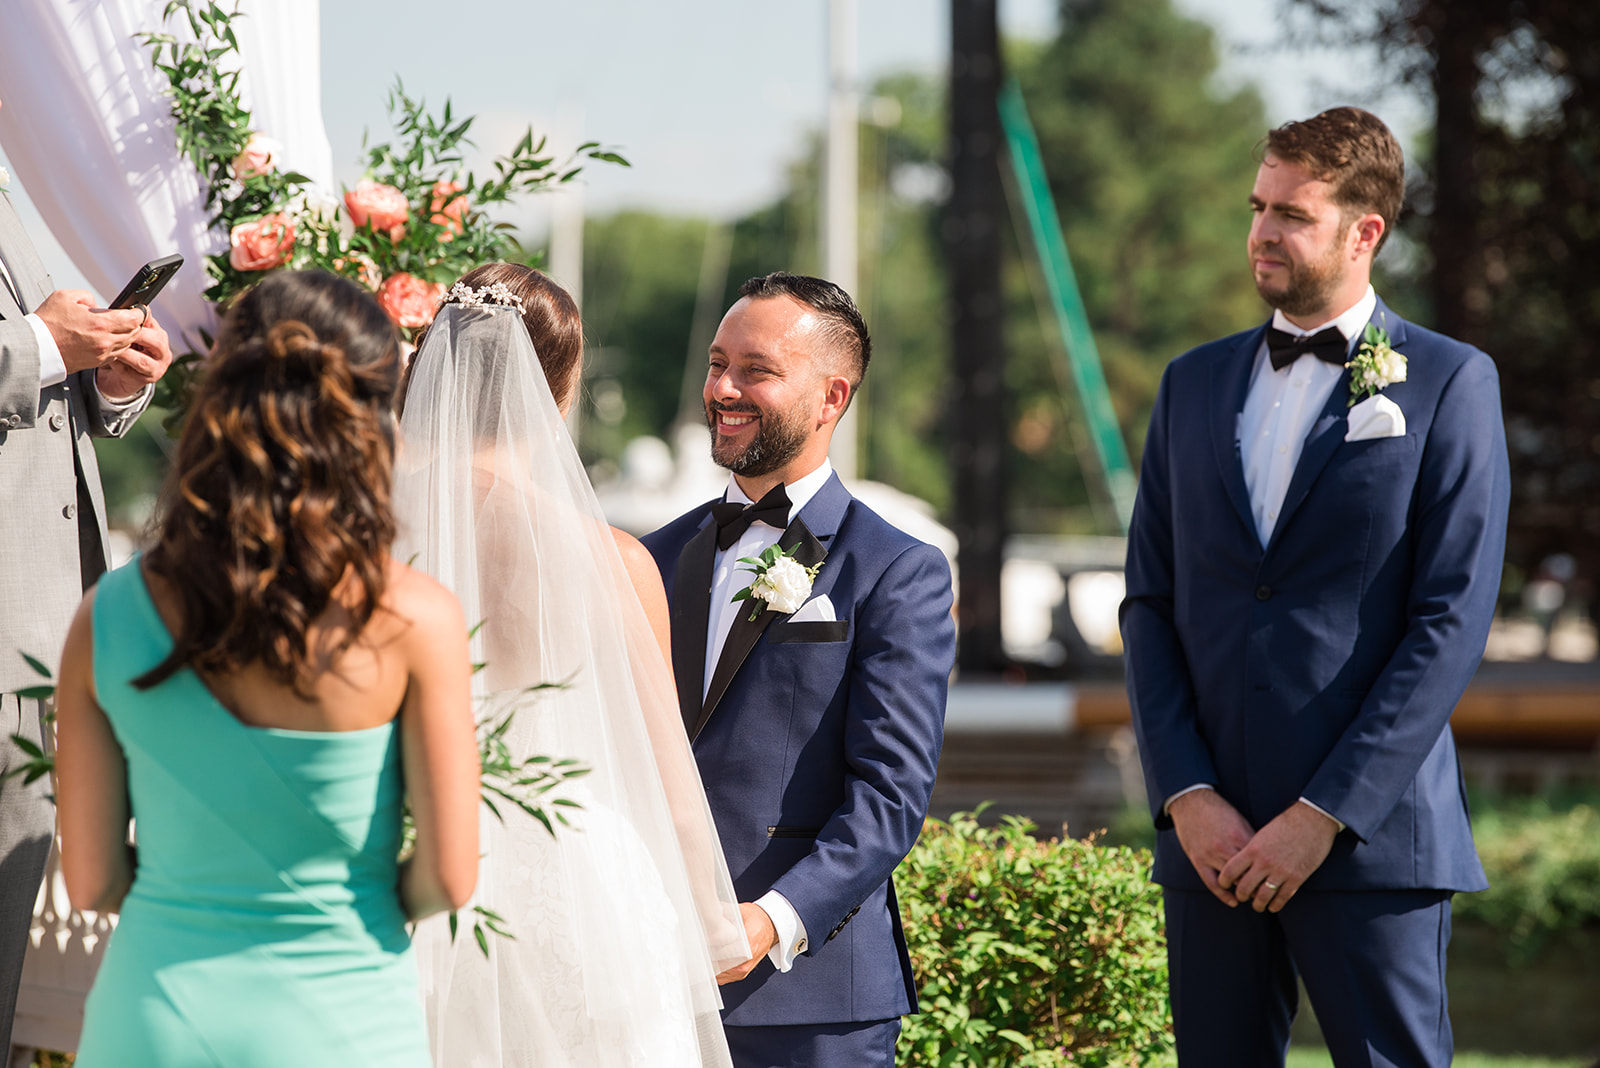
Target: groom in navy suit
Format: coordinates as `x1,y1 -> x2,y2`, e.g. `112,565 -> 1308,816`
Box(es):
643,273 -> 954,1068
1122,108 -> 1509,1066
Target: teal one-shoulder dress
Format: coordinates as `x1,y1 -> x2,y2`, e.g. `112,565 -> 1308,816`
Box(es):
74,559 -> 431,1067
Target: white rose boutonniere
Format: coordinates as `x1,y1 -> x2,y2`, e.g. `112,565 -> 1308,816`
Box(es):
0,166 -> 10,190
733,544 -> 822,621
1346,317 -> 1406,407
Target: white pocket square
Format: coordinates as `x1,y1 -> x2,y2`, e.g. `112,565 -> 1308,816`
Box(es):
1345,394 -> 1407,442
786,595 -> 836,623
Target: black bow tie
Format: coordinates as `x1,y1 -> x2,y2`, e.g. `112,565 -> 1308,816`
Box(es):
1266,326 -> 1349,371
712,482 -> 792,550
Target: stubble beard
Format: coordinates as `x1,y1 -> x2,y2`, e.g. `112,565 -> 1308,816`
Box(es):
706,400 -> 811,477
1252,239 -> 1346,319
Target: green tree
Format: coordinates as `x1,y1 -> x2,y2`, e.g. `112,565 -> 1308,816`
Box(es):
1009,0 -> 1267,529
581,0 -> 1271,533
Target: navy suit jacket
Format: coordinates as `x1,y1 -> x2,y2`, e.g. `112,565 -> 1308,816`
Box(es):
642,472 -> 955,1026
1122,299 -> 1507,894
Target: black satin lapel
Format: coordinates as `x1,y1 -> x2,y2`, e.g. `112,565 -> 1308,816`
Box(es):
1211,338 -> 1260,541
1268,365 -> 1354,551
671,521 -> 718,736
692,519 -> 829,741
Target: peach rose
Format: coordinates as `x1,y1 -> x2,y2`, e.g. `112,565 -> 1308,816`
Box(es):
429,180 -> 468,239
229,213 -> 295,271
231,133 -> 281,180
377,273 -> 447,329
344,179 -> 410,241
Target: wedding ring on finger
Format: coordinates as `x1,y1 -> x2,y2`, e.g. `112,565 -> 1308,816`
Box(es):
1263,881 -> 1280,892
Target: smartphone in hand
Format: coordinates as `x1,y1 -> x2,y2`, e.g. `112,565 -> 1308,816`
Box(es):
109,254 -> 184,311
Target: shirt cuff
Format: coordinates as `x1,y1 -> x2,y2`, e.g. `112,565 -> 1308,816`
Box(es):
1298,796 -> 1346,832
755,890 -> 809,973
96,379 -> 153,409
25,314 -> 66,388
1162,783 -> 1214,817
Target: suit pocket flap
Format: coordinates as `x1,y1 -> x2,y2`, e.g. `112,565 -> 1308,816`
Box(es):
767,620 -> 850,644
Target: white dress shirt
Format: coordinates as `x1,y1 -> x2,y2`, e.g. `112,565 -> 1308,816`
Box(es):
1163,290 -> 1376,829
0,251 -> 64,384
704,459 -> 834,972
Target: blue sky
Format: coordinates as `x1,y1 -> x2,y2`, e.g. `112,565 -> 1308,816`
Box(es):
5,0 -> 1422,296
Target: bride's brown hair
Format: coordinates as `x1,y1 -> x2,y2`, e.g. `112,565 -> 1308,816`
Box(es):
397,262 -> 582,413
136,270 -> 401,692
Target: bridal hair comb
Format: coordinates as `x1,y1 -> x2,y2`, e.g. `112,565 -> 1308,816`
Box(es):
441,280 -> 527,315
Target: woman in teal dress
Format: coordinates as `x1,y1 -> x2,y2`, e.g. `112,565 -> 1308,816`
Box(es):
53,270 -> 482,1067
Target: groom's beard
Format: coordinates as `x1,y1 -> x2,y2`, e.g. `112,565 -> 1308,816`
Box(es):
706,400 -> 810,477
1251,236 -> 1345,318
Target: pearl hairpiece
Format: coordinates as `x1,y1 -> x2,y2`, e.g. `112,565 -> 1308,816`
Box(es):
441,280 -> 527,315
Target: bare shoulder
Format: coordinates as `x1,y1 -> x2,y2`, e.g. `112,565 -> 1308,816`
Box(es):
384,560 -> 468,645
611,527 -> 668,601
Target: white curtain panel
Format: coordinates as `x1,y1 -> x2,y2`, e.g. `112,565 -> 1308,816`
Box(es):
0,0 -> 330,351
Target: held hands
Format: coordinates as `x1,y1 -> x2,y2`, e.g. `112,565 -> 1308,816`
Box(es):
1215,800 -> 1340,913
34,290 -> 173,398
714,901 -> 778,986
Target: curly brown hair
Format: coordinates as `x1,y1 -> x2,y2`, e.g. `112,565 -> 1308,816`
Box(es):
137,270 -> 401,692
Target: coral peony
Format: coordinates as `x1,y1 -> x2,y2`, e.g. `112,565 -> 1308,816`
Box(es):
229,213 -> 295,271
344,180 -> 410,241
429,180 -> 469,239
377,273 -> 447,329
230,133 -> 281,180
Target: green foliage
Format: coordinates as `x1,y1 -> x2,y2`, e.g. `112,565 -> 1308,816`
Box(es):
139,0 -> 623,433
896,810 -> 1172,1067
1457,792 -> 1600,961
3,653 -> 56,800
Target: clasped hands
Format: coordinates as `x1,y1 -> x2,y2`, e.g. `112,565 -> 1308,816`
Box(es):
36,289 -> 173,400
1169,789 -> 1340,913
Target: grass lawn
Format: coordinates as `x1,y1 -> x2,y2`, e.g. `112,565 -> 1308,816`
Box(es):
1286,1049 -> 1589,1068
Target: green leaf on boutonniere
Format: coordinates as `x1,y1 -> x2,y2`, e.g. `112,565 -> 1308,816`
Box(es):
1346,313 -> 1407,407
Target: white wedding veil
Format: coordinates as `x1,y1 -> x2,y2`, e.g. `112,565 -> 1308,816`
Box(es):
394,300 -> 746,1067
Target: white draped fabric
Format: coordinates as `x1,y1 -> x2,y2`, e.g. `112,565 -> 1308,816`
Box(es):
0,0 -> 331,350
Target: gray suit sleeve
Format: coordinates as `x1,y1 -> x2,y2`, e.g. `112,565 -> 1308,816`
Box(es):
0,318 -> 42,429
81,373 -> 153,439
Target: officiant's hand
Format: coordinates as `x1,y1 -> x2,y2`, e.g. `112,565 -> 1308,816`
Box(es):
36,290 -> 145,373
715,902 -> 777,985
1169,788 -> 1255,907
95,313 -> 172,400
1217,800 -> 1339,913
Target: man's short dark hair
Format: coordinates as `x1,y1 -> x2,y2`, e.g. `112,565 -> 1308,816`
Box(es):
737,272 -> 871,389
1261,107 -> 1405,252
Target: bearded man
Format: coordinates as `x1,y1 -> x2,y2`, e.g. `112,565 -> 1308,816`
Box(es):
642,272 -> 955,1068
1121,107 -> 1509,1067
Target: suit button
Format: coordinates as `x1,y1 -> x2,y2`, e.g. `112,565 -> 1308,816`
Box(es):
49,413 -> 65,431
62,505 -> 76,520
1255,585 -> 1272,601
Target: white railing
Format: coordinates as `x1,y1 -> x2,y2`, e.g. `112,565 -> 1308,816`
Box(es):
11,838 -> 110,1056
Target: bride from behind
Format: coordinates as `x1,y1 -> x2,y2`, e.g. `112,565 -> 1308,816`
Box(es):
394,264 -> 747,1067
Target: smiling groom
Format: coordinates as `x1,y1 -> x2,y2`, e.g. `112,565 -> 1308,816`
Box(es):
642,272 -> 954,1068
1121,108 -> 1510,1067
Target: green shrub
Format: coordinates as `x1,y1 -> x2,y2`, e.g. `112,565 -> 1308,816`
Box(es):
896,809 -> 1173,1067
1459,795 -> 1600,960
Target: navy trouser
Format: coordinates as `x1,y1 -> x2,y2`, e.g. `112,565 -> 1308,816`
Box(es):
1165,887 -> 1454,1068
723,1018 -> 901,1068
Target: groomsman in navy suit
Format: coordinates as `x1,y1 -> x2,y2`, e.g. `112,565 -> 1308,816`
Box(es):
1122,107 -> 1509,1066
643,273 -> 954,1068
